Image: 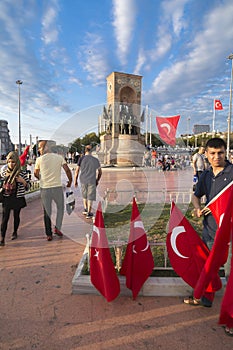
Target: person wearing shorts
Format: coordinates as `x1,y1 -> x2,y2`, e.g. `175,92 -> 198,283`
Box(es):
74,145 -> 102,219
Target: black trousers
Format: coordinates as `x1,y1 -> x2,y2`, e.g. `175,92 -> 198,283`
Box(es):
1,206 -> 21,239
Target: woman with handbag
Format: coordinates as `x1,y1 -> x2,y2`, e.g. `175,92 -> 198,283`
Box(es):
0,151 -> 30,246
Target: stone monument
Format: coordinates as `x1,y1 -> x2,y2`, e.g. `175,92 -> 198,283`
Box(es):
98,72 -> 145,166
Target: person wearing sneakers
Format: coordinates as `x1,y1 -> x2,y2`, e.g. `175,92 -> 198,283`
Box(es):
0,151 -> 30,246
74,145 -> 102,219
34,140 -> 72,241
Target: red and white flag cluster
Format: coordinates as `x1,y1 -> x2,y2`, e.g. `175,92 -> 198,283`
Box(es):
90,198 -> 154,301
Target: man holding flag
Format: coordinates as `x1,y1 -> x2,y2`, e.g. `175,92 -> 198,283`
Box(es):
184,138 -> 233,309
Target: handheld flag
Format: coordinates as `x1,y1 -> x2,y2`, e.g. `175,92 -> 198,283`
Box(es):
194,188 -> 233,299
167,202 -> 222,292
204,180 -> 233,226
90,202 -> 120,302
156,115 -> 180,146
19,145 -> 30,166
219,242 -> 233,328
120,197 -> 154,299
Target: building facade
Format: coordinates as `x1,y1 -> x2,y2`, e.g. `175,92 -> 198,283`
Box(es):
193,124 -> 210,134
0,120 -> 13,157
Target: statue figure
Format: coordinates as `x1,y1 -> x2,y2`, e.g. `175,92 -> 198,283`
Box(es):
102,105 -> 112,134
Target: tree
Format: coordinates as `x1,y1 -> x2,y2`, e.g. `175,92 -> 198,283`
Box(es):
69,132 -> 100,154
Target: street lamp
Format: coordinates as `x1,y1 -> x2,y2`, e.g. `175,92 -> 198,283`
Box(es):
227,54 -> 233,159
187,117 -> 191,147
16,80 -> 23,155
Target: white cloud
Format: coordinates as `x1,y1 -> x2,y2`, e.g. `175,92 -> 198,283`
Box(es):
162,0 -> 188,37
79,32 -> 110,86
112,0 -> 137,66
41,0 -> 60,45
147,0 -> 233,121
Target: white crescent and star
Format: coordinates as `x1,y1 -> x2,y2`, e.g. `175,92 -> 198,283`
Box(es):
219,213 -> 224,226
93,225 -> 100,238
215,101 -> 221,108
92,225 -> 100,259
94,249 -> 99,258
132,220 -> 150,254
160,122 -> 171,135
170,225 -> 189,259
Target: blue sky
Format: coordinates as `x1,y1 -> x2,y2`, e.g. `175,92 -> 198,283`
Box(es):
0,0 -> 233,146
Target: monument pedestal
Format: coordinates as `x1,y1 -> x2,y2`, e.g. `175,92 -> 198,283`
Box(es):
99,133 -> 145,166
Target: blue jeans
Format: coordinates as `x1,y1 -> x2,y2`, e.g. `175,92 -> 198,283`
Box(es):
40,187 -> 64,236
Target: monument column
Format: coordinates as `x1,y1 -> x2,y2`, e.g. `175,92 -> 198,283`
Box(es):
100,71 -> 145,166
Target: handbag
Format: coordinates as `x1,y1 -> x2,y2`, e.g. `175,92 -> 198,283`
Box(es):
66,190 -> 75,215
3,182 -> 16,195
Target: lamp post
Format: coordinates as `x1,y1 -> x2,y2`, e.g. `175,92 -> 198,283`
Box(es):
187,117 -> 191,147
16,80 -> 23,155
227,54 -> 233,159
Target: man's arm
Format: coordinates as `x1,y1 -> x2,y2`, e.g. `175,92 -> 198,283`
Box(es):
34,168 -> 40,180
96,167 -> 102,186
74,166 -> 80,187
63,163 -> 72,188
192,154 -> 197,174
191,193 -> 202,217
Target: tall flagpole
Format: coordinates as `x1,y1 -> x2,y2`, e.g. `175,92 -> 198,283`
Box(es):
227,54 -> 233,159
145,105 -> 148,145
212,98 -> 216,134
149,111 -> 152,146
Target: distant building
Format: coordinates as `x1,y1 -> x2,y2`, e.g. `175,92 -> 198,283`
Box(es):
193,124 -> 210,134
0,120 -> 14,157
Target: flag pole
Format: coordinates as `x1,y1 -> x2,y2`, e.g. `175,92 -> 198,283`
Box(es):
149,111 -> 152,146
145,105 -> 148,145
212,99 -> 216,135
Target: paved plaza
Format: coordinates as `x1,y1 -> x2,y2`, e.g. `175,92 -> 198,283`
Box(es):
0,167 -> 232,349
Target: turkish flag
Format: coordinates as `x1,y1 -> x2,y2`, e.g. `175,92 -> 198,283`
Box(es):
120,197 -> 154,299
206,180 -> 233,226
19,145 -> 30,166
219,241 -> 233,327
167,202 -> 222,291
214,99 -> 223,110
90,202 -> 120,302
194,191 -> 233,299
156,115 -> 180,146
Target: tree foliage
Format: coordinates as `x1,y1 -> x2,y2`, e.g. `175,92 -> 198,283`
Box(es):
69,132 -> 100,153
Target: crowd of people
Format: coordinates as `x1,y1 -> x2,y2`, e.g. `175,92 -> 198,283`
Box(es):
142,148 -> 191,170
0,138 -> 232,336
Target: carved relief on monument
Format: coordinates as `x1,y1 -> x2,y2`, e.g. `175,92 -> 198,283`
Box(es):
116,76 -> 141,92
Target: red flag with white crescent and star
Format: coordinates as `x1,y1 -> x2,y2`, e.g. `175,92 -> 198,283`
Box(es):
194,186 -> 233,300
90,202 -> 120,302
219,240 -> 233,328
156,115 -> 180,146
120,197 -> 154,299
166,202 -> 222,292
214,99 -> 223,110
205,180 -> 233,227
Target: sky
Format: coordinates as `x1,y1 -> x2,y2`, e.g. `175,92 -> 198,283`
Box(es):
0,0 -> 233,146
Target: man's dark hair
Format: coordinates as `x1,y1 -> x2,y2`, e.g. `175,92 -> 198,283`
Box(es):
205,137 -> 227,150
